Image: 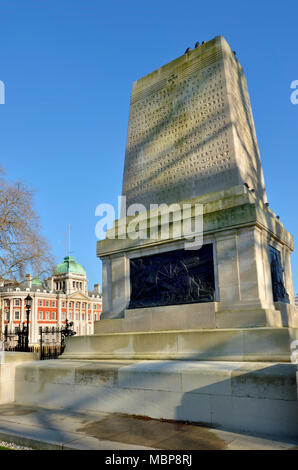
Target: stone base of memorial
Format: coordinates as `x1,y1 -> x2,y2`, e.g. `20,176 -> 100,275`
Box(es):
96,185 -> 297,330
11,36 -> 298,440
52,184 -> 298,438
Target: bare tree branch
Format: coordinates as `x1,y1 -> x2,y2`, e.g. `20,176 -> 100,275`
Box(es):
0,166 -> 55,283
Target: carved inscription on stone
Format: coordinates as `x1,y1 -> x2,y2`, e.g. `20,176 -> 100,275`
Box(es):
122,42 -> 238,208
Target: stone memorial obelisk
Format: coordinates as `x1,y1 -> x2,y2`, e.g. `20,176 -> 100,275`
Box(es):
17,36 -> 298,438
94,35 -> 296,330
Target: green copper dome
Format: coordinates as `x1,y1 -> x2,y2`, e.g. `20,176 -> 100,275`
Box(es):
53,256 -> 86,276
32,277 -> 43,286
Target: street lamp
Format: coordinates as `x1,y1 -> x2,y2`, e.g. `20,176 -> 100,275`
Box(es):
25,295 -> 32,352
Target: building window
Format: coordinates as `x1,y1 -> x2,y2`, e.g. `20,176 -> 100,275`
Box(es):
39,312 -> 43,320
15,299 -> 20,306
52,301 -> 56,307
45,311 -> 50,320
46,301 -> 49,307
76,302 -> 79,308
75,313 -> 79,321
88,314 -> 91,321
73,281 -> 75,288
88,304 -> 90,309
5,312 -> 9,321
4,299 -> 9,307
51,312 -> 55,320
82,314 -> 85,320
62,302 -> 65,308
39,300 -> 42,306
14,311 -> 20,320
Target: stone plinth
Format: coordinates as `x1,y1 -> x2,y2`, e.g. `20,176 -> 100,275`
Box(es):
62,327 -> 298,363
97,185 -> 297,327
14,359 -> 298,438
0,352 -> 37,404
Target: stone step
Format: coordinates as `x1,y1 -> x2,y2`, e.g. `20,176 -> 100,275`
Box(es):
14,359 -> 298,438
94,304 -> 285,334
61,327 -> 298,362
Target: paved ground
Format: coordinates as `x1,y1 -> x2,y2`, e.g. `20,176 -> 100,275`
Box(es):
0,404 -> 296,450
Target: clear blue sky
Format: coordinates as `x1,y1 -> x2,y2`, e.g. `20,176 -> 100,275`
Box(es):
0,0 -> 297,293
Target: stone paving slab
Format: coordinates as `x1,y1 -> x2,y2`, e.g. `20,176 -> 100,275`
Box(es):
0,404 -> 296,450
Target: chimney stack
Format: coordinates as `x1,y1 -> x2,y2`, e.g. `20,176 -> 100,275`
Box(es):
94,283 -> 100,294
25,273 -> 32,288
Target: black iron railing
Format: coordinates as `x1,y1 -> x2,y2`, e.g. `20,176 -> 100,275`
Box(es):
3,320 -> 76,360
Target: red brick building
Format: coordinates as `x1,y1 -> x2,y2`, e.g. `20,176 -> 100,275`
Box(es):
0,255 -> 102,346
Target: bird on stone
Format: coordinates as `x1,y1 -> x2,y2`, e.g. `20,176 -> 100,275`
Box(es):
184,47 -> 191,54
194,42 -> 200,48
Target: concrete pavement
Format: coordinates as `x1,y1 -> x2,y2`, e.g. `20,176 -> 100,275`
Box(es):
0,404 -> 296,450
